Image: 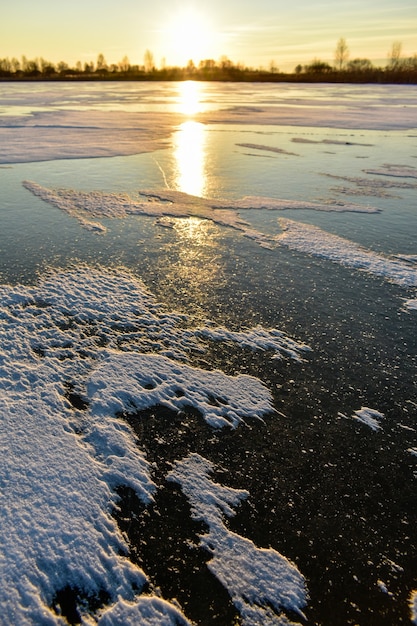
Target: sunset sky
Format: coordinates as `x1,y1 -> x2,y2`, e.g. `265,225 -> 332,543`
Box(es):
1,0 -> 416,71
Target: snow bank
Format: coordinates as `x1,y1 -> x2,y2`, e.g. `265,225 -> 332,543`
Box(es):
0,265 -> 307,624
168,454 -> 308,625
276,218 -> 417,288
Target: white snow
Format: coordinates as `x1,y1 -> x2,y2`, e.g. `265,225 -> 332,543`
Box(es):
276,218 -> 417,288
88,352 -> 274,429
97,597 -> 192,625
0,265 -> 307,624
408,447 -> 417,457
404,299 -> 417,311
344,407 -> 385,431
168,453 -> 308,625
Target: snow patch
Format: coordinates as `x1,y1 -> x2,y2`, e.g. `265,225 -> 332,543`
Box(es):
341,407 -> 385,431
168,454 -> 308,625
0,265 -> 307,623
276,218 -> 417,288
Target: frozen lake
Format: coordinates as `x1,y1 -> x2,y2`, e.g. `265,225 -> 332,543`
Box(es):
0,81 -> 417,625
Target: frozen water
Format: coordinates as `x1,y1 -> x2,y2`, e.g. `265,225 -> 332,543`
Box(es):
0,265 -> 307,623
276,218 -> 417,288
1,81 -> 417,625
168,454 -> 307,625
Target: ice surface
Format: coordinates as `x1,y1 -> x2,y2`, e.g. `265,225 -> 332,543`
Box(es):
168,454 -> 307,625
276,218 -> 417,288
1,83 -> 417,165
339,407 -> 385,431
363,164 -> 417,179
0,110 -> 175,164
236,142 -> 300,156
23,181 -> 380,239
0,265 -> 307,623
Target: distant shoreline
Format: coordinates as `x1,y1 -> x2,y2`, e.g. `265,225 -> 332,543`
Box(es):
0,71 -> 416,85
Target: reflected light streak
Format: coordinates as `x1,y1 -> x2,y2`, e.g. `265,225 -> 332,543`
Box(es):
173,120 -> 207,197
162,217 -> 224,306
178,80 -> 202,116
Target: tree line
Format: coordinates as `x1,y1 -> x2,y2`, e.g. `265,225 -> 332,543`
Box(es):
1,39 -> 416,83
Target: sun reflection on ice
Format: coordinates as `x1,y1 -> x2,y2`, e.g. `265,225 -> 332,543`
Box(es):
173,120 -> 208,197
178,80 -> 202,116
161,217 -> 224,309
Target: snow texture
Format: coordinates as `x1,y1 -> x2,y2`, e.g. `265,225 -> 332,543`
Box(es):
404,299 -> 417,311
276,218 -> 417,288
0,265 -> 307,624
97,597 -> 192,625
23,181 -> 380,239
168,453 -> 308,626
341,407 -> 385,431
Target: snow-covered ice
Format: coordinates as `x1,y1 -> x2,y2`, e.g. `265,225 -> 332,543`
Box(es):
339,407 -> 385,431
276,218 -> 417,288
168,453 -> 307,625
0,265 -> 308,624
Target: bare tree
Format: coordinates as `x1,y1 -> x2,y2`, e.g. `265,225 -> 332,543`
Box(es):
144,49 -> 155,72
96,53 -> 107,71
118,55 -> 130,72
388,41 -> 402,69
334,37 -> 349,70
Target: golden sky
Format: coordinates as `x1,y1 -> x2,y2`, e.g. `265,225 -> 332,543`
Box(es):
1,0 -> 416,70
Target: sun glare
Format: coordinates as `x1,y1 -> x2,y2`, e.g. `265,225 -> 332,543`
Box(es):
173,120 -> 207,197
165,9 -> 216,66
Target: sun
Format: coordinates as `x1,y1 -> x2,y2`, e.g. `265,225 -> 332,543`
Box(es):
164,9 -> 216,66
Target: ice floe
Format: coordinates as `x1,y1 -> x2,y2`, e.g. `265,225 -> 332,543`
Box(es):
276,218 -> 417,288
339,407 -> 385,431
168,453 -> 308,625
0,265 -> 308,624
